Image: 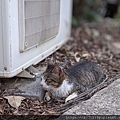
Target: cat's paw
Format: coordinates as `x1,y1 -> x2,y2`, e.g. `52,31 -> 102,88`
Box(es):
44,92 -> 52,102
65,92 -> 78,103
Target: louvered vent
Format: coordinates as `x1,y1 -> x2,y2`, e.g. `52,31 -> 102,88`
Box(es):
19,0 -> 60,52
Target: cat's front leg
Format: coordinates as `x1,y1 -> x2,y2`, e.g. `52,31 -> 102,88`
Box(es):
44,92 -> 65,103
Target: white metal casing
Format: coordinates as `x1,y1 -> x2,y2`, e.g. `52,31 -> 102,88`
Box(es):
0,0 -> 72,78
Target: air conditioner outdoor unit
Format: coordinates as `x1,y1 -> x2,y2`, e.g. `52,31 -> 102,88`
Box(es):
0,0 -> 72,78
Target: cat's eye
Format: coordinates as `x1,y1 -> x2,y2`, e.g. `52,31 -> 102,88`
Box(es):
45,79 -> 48,82
44,75 -> 48,79
50,79 -> 57,83
48,79 -> 53,83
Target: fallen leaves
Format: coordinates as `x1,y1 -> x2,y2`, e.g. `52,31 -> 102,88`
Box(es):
82,53 -> 90,58
91,29 -> 100,37
74,52 -> 80,62
107,41 -> 120,54
0,107 -> 3,114
0,19 -> 120,115
4,96 -> 25,109
0,98 -> 4,114
65,92 -> 78,103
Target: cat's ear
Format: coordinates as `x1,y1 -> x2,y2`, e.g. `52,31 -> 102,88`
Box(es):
46,59 -> 55,72
58,62 -> 67,69
52,65 -> 61,74
52,65 -> 66,81
48,59 -> 55,66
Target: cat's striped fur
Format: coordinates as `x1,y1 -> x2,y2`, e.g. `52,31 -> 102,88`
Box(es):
40,60 -> 104,98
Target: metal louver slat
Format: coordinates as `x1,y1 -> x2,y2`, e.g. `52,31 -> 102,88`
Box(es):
19,0 -> 60,52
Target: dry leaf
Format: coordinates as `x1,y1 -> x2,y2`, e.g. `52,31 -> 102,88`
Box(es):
65,92 -> 78,103
85,27 -> 91,36
0,107 -> 3,113
4,96 -> 25,109
82,53 -> 90,58
13,109 -> 18,115
74,52 -> 80,62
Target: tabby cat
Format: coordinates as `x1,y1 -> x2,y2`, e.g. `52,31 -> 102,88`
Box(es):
40,60 -> 104,100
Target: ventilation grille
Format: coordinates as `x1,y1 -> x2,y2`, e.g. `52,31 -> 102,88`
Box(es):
19,0 -> 60,52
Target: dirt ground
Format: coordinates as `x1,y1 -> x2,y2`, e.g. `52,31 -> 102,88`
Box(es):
0,19 -> 120,116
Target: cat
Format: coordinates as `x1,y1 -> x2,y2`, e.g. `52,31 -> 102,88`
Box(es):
40,60 -> 104,100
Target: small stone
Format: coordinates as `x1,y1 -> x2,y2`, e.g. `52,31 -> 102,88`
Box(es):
83,39 -> 89,44
107,41 -> 120,54
103,34 -> 113,41
92,29 -> 100,37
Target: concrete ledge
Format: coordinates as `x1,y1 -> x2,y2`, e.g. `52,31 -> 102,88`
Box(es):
64,79 -> 120,115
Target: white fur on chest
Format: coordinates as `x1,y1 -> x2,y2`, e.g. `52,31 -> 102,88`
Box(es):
40,77 -> 73,98
51,80 -> 73,98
